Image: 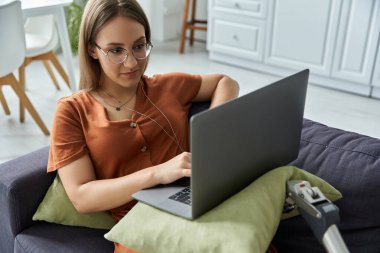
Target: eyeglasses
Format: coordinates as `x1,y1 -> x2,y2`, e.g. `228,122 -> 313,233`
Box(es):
94,42 -> 153,64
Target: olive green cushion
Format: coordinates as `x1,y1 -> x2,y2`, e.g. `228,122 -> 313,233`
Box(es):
105,166 -> 342,253
33,175 -> 116,229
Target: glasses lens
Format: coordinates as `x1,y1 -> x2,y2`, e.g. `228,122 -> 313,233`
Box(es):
133,43 -> 152,59
108,49 -> 128,64
105,44 -> 152,64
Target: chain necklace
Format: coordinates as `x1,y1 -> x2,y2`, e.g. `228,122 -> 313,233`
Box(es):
96,81 -> 184,153
101,89 -> 136,111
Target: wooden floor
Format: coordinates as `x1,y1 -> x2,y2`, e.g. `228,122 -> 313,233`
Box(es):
1,40 -> 380,164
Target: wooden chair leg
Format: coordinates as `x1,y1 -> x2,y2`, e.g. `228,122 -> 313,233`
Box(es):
179,0 -> 190,54
0,87 -> 11,115
6,74 -> 49,135
48,51 -> 70,89
18,63 -> 26,122
190,0 -> 197,46
42,60 -> 60,90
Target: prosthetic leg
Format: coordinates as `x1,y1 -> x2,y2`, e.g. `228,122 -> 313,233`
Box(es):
284,180 -> 350,253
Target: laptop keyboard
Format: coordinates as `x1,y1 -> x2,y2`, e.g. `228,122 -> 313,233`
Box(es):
169,186 -> 191,205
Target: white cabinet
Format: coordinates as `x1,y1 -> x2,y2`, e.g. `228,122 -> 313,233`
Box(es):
207,0 -> 267,62
332,0 -> 380,85
207,0 -> 380,98
371,43 -> 380,99
265,0 -> 342,76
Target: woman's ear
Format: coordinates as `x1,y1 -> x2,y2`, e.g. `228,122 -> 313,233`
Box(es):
88,46 -> 99,59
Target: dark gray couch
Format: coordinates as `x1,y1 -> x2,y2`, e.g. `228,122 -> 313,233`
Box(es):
1,116 -> 380,252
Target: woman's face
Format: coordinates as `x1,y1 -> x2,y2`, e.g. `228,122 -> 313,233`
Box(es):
91,15 -> 148,90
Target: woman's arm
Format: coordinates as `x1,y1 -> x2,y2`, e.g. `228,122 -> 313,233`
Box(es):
193,74 -> 239,108
58,152 -> 191,213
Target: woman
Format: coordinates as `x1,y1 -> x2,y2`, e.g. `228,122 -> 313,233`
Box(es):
48,0 -> 239,252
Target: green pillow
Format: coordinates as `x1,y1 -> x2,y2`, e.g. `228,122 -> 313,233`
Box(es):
33,175 -> 116,229
104,166 -> 342,253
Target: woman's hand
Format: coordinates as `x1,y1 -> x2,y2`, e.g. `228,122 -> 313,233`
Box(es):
153,152 -> 191,185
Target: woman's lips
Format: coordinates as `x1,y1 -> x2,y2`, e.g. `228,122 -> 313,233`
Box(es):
121,70 -> 139,77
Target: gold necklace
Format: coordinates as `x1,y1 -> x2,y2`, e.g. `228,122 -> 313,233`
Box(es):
100,89 -> 136,111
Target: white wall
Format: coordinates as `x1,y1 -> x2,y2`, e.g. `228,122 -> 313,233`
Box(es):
139,0 -> 208,42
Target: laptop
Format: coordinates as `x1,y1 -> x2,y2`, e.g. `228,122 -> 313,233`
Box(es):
133,69 -> 309,220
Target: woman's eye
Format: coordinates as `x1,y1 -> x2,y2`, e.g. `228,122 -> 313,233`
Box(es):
133,43 -> 146,51
109,48 -> 125,54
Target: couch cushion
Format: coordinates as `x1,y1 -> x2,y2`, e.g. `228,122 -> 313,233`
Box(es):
105,166 -> 341,253
14,222 -> 113,253
33,175 -> 116,229
273,119 -> 380,253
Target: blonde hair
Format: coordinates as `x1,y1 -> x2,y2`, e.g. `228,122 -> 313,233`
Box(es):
78,0 -> 151,90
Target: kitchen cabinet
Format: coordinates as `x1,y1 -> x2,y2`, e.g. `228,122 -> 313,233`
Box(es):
371,42 -> 380,99
332,0 -> 380,86
207,0 -> 268,62
207,0 -> 380,97
265,0 -> 342,76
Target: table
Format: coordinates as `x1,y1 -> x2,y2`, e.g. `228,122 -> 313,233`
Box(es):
21,0 -> 77,91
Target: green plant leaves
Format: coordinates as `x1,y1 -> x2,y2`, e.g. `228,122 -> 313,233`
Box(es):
66,2 -> 83,55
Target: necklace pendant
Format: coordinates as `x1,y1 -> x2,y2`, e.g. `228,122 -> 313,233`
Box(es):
116,107 -> 121,111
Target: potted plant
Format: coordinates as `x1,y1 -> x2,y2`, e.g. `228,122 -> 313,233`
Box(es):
66,2 -> 84,54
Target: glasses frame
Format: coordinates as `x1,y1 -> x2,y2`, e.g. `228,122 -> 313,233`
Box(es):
94,42 -> 153,64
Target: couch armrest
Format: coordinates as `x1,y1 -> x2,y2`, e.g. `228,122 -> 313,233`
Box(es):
0,146 -> 54,253
189,102 -> 210,118
274,119 -> 380,252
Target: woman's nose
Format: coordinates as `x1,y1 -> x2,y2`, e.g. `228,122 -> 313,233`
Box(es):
122,53 -> 138,68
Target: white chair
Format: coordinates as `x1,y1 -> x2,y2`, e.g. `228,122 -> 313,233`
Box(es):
20,15 -> 70,91
18,14 -> 71,122
0,0 -> 49,135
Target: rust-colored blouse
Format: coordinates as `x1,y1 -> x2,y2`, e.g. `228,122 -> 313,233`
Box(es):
48,73 -> 202,220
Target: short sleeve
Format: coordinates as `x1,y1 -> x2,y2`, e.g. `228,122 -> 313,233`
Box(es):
149,73 -> 202,106
47,98 -> 87,172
